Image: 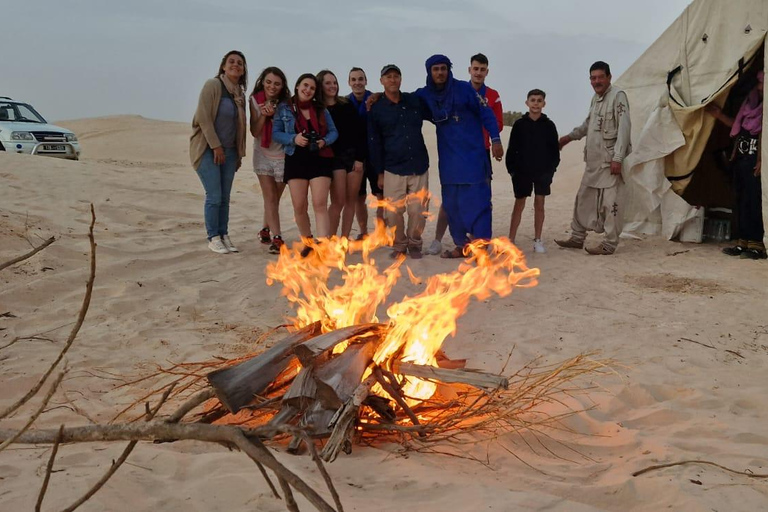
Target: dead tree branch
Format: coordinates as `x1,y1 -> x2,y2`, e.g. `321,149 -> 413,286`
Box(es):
633,459 -> 768,478
35,424 -> 64,512
0,422 -> 340,512
0,236 -> 56,273
58,384 -> 177,512
0,205 -> 96,421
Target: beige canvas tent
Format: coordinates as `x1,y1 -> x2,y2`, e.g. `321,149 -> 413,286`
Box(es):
617,0 -> 767,242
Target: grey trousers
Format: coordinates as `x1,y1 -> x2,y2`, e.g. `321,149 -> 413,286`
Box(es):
570,182 -> 624,250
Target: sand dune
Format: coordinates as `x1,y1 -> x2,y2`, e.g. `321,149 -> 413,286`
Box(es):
1,115 -> 766,511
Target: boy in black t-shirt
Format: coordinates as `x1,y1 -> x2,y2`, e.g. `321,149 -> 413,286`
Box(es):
505,89 -> 560,253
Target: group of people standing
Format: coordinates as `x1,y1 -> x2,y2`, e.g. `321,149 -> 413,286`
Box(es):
189,50 -> 514,259
189,50 -> 764,261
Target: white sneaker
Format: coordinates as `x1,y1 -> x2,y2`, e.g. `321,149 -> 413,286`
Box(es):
425,239 -> 442,255
533,239 -> 546,253
208,236 -> 230,254
221,235 -> 238,253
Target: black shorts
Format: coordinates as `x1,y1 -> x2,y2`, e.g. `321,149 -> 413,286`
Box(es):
358,159 -> 383,196
284,146 -> 334,181
332,148 -> 356,173
512,172 -> 553,198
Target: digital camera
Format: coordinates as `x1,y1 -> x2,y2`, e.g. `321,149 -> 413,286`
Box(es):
305,130 -> 320,152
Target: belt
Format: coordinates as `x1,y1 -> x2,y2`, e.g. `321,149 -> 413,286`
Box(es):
736,135 -> 758,156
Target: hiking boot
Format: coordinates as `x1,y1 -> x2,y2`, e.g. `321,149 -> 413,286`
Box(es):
424,239 -> 443,255
258,227 -> 271,244
409,248 -> 423,260
389,249 -> 406,259
554,237 -> 584,249
722,245 -> 746,256
740,248 -> 767,260
208,236 -> 230,254
533,239 -> 546,253
221,235 -> 238,253
268,235 -> 284,255
585,243 -> 615,255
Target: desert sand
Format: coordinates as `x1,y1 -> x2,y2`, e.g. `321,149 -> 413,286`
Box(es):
1,115 -> 767,511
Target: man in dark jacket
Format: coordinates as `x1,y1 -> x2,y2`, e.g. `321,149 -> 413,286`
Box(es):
368,64 -> 431,259
505,89 -> 560,253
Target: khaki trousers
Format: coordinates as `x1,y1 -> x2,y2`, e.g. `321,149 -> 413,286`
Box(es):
383,171 -> 429,252
570,182 -> 624,250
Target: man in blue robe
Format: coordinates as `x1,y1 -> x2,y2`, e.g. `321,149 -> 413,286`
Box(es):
415,54 -> 504,258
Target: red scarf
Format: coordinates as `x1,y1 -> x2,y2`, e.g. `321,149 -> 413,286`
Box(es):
293,100 -> 333,157
254,91 -> 273,149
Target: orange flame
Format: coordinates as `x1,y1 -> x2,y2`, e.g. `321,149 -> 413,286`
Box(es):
266,201 -> 539,406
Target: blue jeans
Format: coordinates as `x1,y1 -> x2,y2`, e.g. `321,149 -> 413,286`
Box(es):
196,147 -> 238,239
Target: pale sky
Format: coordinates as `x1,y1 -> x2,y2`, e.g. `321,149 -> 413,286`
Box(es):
3,0 -> 692,130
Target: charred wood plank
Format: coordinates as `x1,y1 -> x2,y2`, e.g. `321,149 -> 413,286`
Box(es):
392,361 -> 509,390
320,375 -> 376,462
293,323 -> 386,367
206,322 -> 321,413
313,342 -> 378,410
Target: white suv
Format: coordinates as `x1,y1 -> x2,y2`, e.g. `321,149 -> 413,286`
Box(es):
0,97 -> 81,160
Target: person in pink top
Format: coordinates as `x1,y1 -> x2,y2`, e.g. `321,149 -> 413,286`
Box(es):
708,70 -> 765,260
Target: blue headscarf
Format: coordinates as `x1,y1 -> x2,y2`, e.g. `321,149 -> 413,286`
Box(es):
423,54 -> 454,123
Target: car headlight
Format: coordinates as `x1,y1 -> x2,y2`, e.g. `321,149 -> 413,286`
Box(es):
11,132 -> 34,141
64,133 -> 78,142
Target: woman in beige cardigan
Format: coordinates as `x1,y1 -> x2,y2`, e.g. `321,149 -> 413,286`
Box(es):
190,50 -> 248,254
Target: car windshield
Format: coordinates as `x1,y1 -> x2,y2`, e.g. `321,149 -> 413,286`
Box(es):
0,102 -> 47,123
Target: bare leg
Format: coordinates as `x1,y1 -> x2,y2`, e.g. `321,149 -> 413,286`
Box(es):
287,179 -> 312,238
433,206 -> 448,241
258,175 -> 286,236
309,176 -> 332,238
374,193 -> 386,227
533,195 -> 546,240
328,168 -> 346,236
342,167 -> 365,238
508,197 -> 527,243
355,195 -> 369,236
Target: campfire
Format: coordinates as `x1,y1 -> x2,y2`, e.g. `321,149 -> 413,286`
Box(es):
156,219 -> 596,462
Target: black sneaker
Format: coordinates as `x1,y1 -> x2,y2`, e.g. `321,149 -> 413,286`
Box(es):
258,227 -> 271,244
740,248 -> 768,260
268,235 -> 284,254
722,245 -> 745,256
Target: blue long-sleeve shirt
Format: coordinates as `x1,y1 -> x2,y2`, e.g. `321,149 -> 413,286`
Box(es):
367,92 -> 430,176
416,79 -> 501,185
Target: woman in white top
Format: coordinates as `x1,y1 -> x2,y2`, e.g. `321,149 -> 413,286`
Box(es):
249,67 -> 291,254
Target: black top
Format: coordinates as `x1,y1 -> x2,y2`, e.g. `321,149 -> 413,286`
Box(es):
368,92 -> 430,176
505,113 -> 560,176
327,101 -> 367,162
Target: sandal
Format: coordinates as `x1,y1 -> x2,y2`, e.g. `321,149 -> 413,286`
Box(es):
440,247 -> 465,259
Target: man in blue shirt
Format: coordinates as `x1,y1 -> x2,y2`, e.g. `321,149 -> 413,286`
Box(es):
368,64 -> 431,259
416,54 -> 504,258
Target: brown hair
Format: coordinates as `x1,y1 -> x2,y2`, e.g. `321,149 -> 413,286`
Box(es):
217,50 -> 248,89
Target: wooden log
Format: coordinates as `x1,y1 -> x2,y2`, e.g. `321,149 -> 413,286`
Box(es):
207,322 -> 321,413
320,375 -> 376,462
392,361 -> 509,390
298,402 -> 337,438
293,323 -> 385,367
313,342 -> 378,410
282,367 -> 317,411
372,366 -> 424,437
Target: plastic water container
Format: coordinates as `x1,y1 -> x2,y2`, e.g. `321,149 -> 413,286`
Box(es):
679,208 -> 705,243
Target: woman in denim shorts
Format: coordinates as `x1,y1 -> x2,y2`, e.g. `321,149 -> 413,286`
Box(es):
250,67 -> 291,254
